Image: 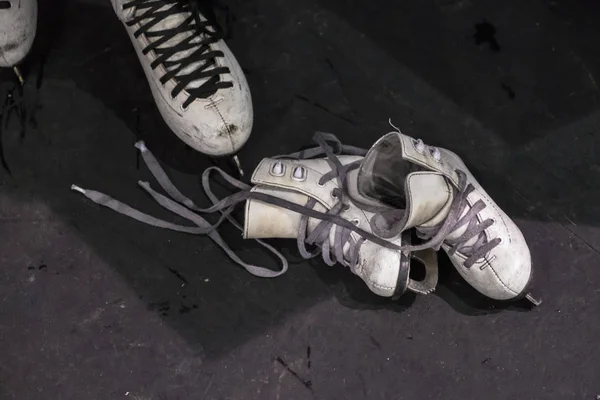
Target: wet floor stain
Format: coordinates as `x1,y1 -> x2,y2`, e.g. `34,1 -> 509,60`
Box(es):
474,20 -> 501,52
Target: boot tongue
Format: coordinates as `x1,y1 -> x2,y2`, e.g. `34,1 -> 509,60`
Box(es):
357,133 -> 417,209
368,171 -> 454,237
358,132 -> 454,236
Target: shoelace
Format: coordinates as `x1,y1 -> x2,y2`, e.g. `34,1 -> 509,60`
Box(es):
281,135 -> 367,269
124,0 -> 233,108
71,133 -> 418,278
370,165 -> 500,268
416,172 -> 501,268
412,136 -> 500,267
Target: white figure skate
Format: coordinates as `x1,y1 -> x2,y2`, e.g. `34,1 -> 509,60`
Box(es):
0,0 -> 37,84
109,0 -> 252,172
355,129 -> 537,303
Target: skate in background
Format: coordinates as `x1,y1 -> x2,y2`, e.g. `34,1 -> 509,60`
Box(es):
1,0 -> 251,175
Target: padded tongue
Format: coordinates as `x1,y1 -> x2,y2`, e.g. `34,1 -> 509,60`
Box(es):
357,134 -> 417,208
358,132 -> 454,238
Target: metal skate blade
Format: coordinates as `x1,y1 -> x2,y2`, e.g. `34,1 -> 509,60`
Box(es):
13,66 -> 24,86
232,155 -> 244,177
407,249 -> 439,295
525,293 -> 542,307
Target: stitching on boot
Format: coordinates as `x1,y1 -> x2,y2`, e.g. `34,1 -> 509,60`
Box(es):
209,98 -> 236,152
244,198 -> 252,238
369,281 -> 394,290
487,260 -> 518,296
253,166 -> 332,208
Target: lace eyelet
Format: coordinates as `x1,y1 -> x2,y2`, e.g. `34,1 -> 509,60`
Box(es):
429,147 -> 441,162
341,204 -> 351,212
352,218 -> 360,226
291,166 -> 307,182
412,138 -> 425,154
269,162 -> 286,177
316,180 -> 326,187
330,190 -> 338,199
179,104 -> 189,112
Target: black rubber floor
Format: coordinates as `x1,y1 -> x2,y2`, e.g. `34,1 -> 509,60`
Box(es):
1,0 -> 599,399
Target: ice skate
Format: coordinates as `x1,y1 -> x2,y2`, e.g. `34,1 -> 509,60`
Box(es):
0,0 -> 38,84
109,0 -> 252,163
355,128 -> 536,303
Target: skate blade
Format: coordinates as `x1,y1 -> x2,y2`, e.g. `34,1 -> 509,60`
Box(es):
13,66 -> 24,86
232,154 -> 244,177
525,293 -> 542,307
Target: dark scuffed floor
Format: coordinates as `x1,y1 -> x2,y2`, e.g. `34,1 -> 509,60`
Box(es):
1,0 -> 600,399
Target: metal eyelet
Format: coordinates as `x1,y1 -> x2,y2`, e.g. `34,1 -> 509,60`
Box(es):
412,138 -> 425,154
270,162 -> 285,177
330,190 -> 338,199
341,204 -> 351,212
316,179 -> 326,187
352,218 -> 360,226
291,166 -> 307,182
429,147 -> 441,162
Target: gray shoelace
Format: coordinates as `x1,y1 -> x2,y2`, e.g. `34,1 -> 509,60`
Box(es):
417,171 -> 500,268
373,171 -> 500,268
286,134 -> 367,269
71,133 -> 419,278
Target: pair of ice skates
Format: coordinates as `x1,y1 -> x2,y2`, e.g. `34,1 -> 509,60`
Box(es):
73,129 -> 538,305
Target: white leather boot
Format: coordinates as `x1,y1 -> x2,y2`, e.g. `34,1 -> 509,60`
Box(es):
72,133 -> 438,299
109,0 -> 252,157
0,0 -> 37,82
355,130 -> 534,302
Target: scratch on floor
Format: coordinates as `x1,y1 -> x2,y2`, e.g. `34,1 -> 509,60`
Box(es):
79,307 -> 105,327
275,357 -> 313,392
571,51 -> 600,102
511,186 -> 600,257
79,46 -> 114,68
294,94 -> 356,125
275,368 -> 286,400
323,56 -> 362,121
201,374 -> 214,400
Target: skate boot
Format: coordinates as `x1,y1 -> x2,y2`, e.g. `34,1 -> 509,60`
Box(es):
0,0 -> 37,84
355,129 -> 535,302
71,133 -> 439,298
109,0 -> 252,162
